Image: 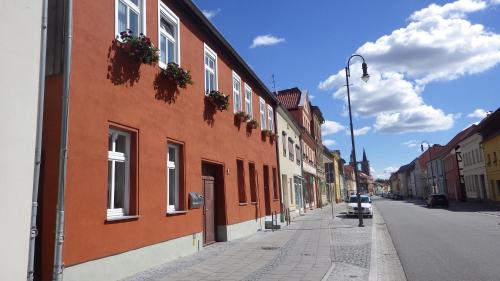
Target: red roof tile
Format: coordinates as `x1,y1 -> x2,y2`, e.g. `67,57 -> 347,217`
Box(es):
276,87 -> 301,109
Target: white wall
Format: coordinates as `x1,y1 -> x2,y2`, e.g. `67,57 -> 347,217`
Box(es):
0,1 -> 42,280
276,107 -> 302,212
459,133 -> 489,200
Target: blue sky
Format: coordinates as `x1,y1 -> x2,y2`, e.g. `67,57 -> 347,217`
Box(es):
194,0 -> 500,179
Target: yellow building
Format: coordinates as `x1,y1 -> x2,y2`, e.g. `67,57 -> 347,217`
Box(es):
484,135 -> 500,201
332,151 -> 342,203
479,108 -> 500,201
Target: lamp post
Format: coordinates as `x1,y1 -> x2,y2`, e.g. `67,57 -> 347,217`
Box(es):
421,141 -> 435,195
345,54 -> 370,227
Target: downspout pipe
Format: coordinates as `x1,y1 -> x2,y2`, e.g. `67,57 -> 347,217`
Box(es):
53,0 -> 73,280
300,135 -> 306,214
27,0 -> 49,279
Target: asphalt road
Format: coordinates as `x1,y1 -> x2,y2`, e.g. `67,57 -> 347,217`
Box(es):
374,198 -> 500,281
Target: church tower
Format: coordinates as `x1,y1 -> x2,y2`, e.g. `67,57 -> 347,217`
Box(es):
361,148 -> 370,176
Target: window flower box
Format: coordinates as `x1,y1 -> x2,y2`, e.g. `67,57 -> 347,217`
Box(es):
206,90 -> 229,111
261,129 -> 275,138
117,29 -> 159,65
161,62 -> 193,89
235,112 -> 250,122
247,119 -> 259,129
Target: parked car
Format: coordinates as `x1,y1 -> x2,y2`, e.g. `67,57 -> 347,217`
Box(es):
393,194 -> 403,200
346,195 -> 373,218
426,194 -> 449,208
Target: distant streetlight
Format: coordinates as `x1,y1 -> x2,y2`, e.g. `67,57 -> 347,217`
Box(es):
345,54 -> 369,228
421,141 -> 436,195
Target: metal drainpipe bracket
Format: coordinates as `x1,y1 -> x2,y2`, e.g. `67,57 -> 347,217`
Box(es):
30,227 -> 39,238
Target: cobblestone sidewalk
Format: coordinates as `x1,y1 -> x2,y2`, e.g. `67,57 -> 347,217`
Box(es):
122,204 -> 404,281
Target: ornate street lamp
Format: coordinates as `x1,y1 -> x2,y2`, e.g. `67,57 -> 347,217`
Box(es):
345,54 -> 369,227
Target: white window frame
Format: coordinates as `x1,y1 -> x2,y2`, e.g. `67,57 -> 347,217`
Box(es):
158,1 -> 180,69
115,0 -> 146,38
232,72 -> 242,113
267,105 -> 274,132
167,144 -> 180,212
107,129 -> 131,218
259,97 -> 266,130
244,84 -> 253,118
204,44 -> 218,95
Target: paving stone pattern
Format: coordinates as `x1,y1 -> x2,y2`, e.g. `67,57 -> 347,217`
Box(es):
122,204 -> 378,281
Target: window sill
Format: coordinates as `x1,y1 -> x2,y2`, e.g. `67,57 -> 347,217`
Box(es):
238,202 -> 249,206
166,210 -> 188,216
105,215 -> 139,223
251,202 -> 258,205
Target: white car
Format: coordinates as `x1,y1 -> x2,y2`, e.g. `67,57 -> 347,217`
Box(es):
346,195 -> 373,218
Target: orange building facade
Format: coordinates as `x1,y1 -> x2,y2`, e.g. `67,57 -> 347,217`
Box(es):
38,1 -> 281,280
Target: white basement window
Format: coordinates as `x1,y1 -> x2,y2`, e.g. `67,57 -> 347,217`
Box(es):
167,144 -> 180,212
107,129 -> 131,218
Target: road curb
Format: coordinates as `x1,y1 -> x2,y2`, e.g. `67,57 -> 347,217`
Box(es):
369,205 -> 407,281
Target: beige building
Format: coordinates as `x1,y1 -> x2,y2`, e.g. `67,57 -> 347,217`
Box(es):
1,1 -> 44,280
344,165 -> 357,197
459,132 -> 490,200
276,105 -> 303,218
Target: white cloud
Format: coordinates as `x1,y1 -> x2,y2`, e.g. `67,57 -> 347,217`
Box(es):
322,120 -> 345,136
374,105 -> 454,133
410,0 -> 487,21
202,8 -> 221,19
467,108 -> 488,118
377,166 -> 399,179
402,140 -> 419,148
250,34 -> 285,48
318,0 -> 500,134
349,126 -> 371,136
323,139 -> 336,147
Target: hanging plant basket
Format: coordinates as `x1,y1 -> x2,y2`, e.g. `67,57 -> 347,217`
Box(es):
161,62 -> 193,89
247,119 -> 259,129
261,129 -> 271,138
117,29 -> 159,65
206,90 -> 229,111
235,112 -> 250,122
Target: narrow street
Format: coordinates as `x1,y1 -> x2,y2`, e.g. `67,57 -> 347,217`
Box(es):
374,198 -> 500,281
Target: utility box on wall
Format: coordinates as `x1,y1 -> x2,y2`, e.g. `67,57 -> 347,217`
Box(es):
189,192 -> 204,209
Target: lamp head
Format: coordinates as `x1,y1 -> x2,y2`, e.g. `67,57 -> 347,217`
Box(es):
361,62 -> 370,82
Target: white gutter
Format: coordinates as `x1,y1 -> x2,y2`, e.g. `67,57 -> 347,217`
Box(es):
27,0 -> 48,279
52,0 -> 73,279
